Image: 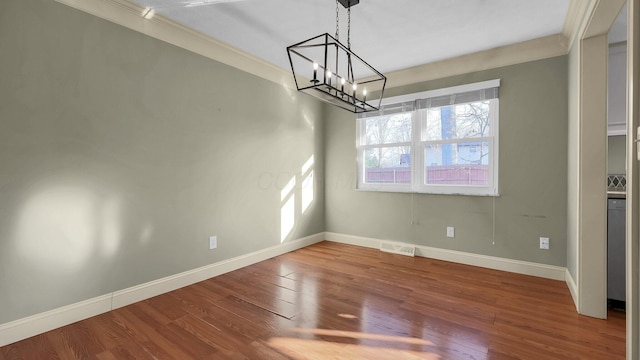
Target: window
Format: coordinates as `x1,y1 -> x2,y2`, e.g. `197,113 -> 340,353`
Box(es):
357,102 -> 414,192
357,80 -> 499,196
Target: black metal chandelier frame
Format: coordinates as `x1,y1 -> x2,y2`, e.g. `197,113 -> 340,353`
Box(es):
286,0 -> 386,113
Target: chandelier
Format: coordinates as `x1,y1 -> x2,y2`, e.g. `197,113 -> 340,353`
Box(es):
286,0 -> 386,113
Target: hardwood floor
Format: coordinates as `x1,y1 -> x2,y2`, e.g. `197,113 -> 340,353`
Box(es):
0,241 -> 625,359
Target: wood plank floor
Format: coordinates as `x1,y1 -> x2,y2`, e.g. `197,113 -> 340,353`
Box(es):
0,241 -> 625,359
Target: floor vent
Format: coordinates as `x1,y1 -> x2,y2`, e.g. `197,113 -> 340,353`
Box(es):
380,241 -> 416,257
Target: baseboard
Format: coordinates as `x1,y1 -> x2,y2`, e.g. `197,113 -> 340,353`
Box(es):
0,232 -> 567,347
111,233 -> 324,309
565,268 -> 579,310
0,295 -> 113,348
324,232 -> 567,281
324,232 -> 382,250
0,233 -> 324,347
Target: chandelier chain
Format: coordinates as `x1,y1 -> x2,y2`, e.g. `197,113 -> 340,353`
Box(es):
347,6 -> 351,49
334,1 -> 352,48
335,0 -> 339,41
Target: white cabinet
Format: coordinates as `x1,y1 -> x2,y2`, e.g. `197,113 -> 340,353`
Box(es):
608,43 -> 627,136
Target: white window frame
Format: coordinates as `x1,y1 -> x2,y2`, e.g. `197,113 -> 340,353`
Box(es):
356,79 -> 500,196
356,112 -> 414,193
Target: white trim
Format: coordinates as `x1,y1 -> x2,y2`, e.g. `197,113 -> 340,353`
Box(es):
608,123 -> 627,136
564,0 -> 592,50
565,268 -> 579,311
626,0 -> 640,357
54,0 -> 294,87
112,233 -> 324,309
381,79 -> 501,106
358,89 -> 499,197
0,233 -> 324,347
324,232 -> 566,281
324,232 -> 382,249
384,34 -> 568,90
0,295 -> 112,348
0,232 -> 570,347
54,0 -> 568,90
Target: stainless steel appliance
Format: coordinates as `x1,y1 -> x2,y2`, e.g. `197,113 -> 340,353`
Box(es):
607,197 -> 626,309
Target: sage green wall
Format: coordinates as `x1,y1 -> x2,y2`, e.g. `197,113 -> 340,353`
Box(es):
0,0 -> 324,324
608,135 -> 627,174
325,56 -> 568,266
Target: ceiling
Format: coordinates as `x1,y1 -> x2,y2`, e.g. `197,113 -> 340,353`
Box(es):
130,0 -> 575,75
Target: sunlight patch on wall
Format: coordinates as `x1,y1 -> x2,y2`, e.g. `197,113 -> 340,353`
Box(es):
278,154 -> 315,243
281,176 -> 296,202
302,109 -> 315,130
139,222 -> 154,244
14,183 -> 123,271
301,155 -> 314,214
98,196 -> 122,257
281,176 -> 296,242
301,155 -> 314,177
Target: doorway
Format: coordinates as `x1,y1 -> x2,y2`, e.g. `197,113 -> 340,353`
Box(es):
606,4 -> 628,312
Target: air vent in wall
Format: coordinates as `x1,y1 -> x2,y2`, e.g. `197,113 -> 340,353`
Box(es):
380,241 -> 416,257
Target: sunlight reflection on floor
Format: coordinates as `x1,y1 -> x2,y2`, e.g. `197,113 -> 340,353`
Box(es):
291,328 -> 435,346
267,336 -> 440,360
267,327 -> 440,360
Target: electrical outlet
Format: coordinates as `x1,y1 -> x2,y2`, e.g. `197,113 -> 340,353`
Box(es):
209,236 -> 218,250
539,237 -> 549,250
446,227 -> 455,238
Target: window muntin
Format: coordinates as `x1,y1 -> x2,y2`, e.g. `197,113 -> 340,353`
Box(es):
356,80 -> 499,196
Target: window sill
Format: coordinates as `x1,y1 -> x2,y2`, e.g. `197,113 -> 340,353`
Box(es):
356,187 -> 500,197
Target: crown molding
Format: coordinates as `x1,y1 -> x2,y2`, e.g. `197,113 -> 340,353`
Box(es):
56,0 -> 579,91
384,34 -> 569,90
582,0 -> 627,40
54,0 -> 295,88
566,0 -> 626,49
564,0 -> 592,49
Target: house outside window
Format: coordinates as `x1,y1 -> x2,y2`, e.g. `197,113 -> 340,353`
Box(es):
357,79 -> 500,196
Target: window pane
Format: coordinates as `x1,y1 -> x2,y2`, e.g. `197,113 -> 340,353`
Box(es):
365,113 -> 412,145
364,147 -> 411,184
422,101 -> 491,141
424,142 -> 489,185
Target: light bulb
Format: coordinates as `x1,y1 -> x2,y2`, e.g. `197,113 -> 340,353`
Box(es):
353,82 -> 358,90
312,62 -> 318,82
341,77 -> 346,85
363,89 -> 367,96
326,69 -> 332,78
